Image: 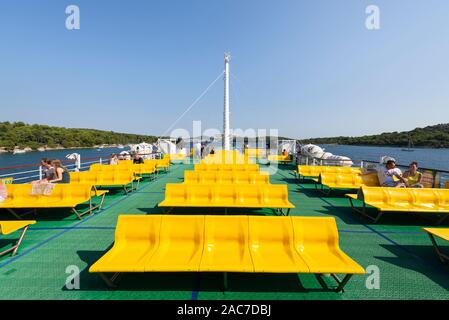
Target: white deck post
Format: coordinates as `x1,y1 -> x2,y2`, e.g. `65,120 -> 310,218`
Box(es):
223,53 -> 231,150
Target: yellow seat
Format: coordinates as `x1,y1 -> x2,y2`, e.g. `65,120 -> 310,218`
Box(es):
158,183 -> 294,212
145,158 -> 170,171
348,186 -> 449,223
183,170 -> 270,185
202,152 -> 252,165
248,216 -> 309,273
90,215 -> 364,292
0,220 -> 36,257
167,154 -> 186,161
194,164 -> 260,172
291,217 -> 365,274
145,215 -> 204,271
0,220 -> 36,235
199,216 -> 253,272
89,215 -> 162,272
0,184 -> 105,220
297,165 -> 362,179
267,155 -> 292,163
244,148 -> 266,158
422,228 -> 449,264
317,172 -> 379,194
70,171 -> 138,193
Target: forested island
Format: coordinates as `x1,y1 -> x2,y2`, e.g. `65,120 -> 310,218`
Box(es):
1,121 -> 449,152
301,124 -> 449,148
0,122 -> 158,152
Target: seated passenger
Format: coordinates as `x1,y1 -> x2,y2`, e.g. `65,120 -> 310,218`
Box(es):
377,160 -> 406,188
403,162 -> 424,188
0,179 -> 7,202
32,158 -> 55,184
48,160 -> 70,184
133,153 -> 144,164
210,148 -> 215,155
282,149 -> 289,157
109,154 -> 119,165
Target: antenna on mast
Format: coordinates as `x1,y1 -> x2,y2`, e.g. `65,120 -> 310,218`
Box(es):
223,52 -> 231,150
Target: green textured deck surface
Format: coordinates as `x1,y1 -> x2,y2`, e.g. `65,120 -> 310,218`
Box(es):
0,163 -> 448,300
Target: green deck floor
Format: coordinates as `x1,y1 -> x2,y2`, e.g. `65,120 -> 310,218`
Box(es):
0,163 -> 448,300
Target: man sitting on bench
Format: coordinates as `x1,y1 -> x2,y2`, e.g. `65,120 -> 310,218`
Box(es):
377,159 -> 406,188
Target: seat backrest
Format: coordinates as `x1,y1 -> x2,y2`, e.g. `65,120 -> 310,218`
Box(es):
361,173 -> 380,186
384,188 -> 414,206
435,189 -> 449,206
361,187 -> 389,205
263,184 -> 289,203
248,216 -> 295,249
114,215 -> 162,246
165,183 -> 188,201
159,215 -> 204,245
204,215 -> 249,247
413,188 -> 441,206
291,216 -> 338,252
6,184 -> 31,200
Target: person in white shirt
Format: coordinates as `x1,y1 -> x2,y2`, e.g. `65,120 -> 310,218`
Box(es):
377,160 -> 407,187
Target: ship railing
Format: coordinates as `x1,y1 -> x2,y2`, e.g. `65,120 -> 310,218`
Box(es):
295,154 -> 449,188
0,152 -> 162,184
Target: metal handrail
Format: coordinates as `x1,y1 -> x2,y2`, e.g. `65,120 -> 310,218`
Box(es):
0,152 -> 163,184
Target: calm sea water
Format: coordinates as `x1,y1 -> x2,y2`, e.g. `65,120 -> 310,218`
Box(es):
0,147 -> 127,171
1,144 -> 448,172
320,145 -> 449,172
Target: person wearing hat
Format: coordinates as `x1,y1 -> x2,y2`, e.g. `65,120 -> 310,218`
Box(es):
377,159 -> 407,187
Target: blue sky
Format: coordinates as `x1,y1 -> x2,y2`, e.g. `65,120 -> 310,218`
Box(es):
0,0 -> 448,139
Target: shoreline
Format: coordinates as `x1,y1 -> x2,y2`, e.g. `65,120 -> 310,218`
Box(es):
307,143 -> 449,150
0,144 -> 128,154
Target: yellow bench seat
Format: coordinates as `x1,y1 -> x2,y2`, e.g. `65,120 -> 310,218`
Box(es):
0,220 -> 36,257
267,155 -> 292,163
70,171 -> 139,194
297,165 -> 362,179
348,186 -> 449,224
317,173 -> 379,195
90,215 -> 364,291
0,184 -> 106,220
194,164 -> 259,172
183,170 -> 270,184
423,228 -> 449,264
158,183 -> 294,214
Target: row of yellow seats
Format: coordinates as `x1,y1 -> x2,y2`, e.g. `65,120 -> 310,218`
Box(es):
117,158 -> 170,170
267,155 -> 292,163
244,148 -> 266,158
184,170 -> 270,184
201,155 -> 252,165
297,165 -> 362,178
318,172 -> 379,191
194,163 -> 259,172
144,158 -> 170,170
89,215 -> 364,291
158,183 -> 294,211
70,172 -> 138,194
347,186 -> 449,223
90,163 -> 156,175
0,184 -> 106,219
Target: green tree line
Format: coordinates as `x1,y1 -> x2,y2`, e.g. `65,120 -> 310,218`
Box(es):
301,124 -> 449,148
0,122 -> 158,150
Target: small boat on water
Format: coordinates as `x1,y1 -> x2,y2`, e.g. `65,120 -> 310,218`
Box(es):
401,135 -> 415,152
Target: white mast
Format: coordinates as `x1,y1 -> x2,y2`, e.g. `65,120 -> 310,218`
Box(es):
223,53 -> 231,150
